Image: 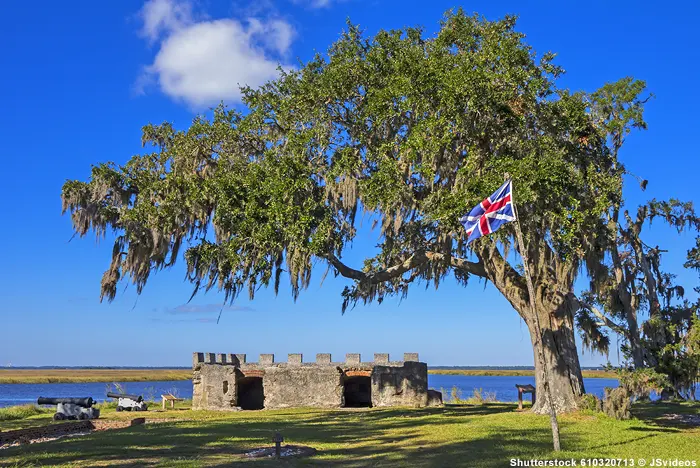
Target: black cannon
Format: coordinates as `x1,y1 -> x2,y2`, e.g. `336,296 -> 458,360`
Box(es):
37,396 -> 99,420
106,392 -> 147,411
106,392 -> 143,403
37,397 -> 94,407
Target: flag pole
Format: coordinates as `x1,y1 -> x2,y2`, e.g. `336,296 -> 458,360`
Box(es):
508,177 -> 562,452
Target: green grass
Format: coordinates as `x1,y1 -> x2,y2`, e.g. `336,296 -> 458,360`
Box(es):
0,404 -> 51,422
0,400 -> 192,431
2,401 -> 699,467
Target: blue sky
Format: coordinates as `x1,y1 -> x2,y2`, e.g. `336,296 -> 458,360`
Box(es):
0,0 -> 698,367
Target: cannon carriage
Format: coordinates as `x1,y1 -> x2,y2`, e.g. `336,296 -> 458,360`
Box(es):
37,397 -> 100,421
106,392 -> 148,412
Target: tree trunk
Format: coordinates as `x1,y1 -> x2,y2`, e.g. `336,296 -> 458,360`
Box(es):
474,243 -> 585,413
626,319 -> 645,369
525,293 -> 586,414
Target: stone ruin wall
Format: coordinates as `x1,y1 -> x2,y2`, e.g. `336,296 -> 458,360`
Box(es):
192,352 -> 430,411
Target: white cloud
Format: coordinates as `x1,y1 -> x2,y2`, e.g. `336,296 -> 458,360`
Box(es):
139,0 -> 193,43
291,0 -> 333,8
137,0 -> 295,107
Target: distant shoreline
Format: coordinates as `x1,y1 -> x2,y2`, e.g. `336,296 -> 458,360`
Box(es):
0,369 -> 192,384
429,369 -> 615,378
0,367 -> 616,383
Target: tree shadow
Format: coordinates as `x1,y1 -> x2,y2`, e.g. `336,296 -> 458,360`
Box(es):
1,403 -> 666,467
631,401 -> 700,429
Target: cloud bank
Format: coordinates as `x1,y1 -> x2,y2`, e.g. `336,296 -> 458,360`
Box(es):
137,0 -> 296,107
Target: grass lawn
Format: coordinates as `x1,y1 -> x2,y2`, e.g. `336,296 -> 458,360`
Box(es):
2,401 -> 699,467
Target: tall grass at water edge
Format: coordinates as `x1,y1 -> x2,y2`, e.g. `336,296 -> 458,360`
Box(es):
440,386 -> 498,405
0,405 -> 51,421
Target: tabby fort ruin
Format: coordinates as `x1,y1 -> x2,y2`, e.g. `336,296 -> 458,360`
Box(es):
192,352 -> 436,410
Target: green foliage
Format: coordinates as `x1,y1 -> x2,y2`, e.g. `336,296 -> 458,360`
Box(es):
686,237 -> 700,295
62,10 -> 643,316
577,393 -> 603,412
613,367 -> 670,400
0,404 -> 48,421
577,197 -> 700,367
603,387 -> 632,420
642,309 -> 700,399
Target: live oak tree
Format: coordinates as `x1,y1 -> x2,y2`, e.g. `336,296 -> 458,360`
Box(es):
62,11 -> 648,412
578,199 -> 700,368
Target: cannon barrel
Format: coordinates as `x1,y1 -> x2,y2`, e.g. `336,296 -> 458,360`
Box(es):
37,397 -> 94,407
106,392 -> 143,402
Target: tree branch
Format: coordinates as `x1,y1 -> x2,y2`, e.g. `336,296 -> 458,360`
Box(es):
322,251 -> 486,284
579,300 -> 627,336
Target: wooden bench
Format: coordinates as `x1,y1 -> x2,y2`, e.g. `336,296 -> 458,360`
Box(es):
515,384 -> 536,410
161,393 -> 184,410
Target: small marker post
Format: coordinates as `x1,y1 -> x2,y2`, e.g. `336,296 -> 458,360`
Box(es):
273,431 -> 284,459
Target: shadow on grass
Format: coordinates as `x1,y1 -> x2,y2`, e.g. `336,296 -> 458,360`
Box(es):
631,401 -> 700,429
0,403 -> 657,468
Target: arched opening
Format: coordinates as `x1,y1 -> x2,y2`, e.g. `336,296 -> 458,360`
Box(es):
237,377 -> 264,410
343,376 -> 372,407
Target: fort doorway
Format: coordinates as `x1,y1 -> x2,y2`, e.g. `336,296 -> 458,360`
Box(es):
237,377 -> 264,410
343,376 -> 372,407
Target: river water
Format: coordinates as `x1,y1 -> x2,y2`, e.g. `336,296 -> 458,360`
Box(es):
0,375 -> 619,408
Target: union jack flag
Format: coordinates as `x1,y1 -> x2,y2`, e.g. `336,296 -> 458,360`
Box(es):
460,180 -> 517,245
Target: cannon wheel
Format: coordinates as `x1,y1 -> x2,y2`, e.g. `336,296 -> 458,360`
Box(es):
78,412 -> 88,420
53,412 -> 65,421
116,406 -> 123,412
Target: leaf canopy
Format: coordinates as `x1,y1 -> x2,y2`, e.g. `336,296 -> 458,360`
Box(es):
62,10 -> 640,308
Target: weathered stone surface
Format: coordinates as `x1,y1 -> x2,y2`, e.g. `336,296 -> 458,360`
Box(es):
403,353 -> 419,362
427,389 -> 444,407
264,366 -> 344,408
346,353 -> 361,364
374,353 -> 389,363
192,351 -> 429,410
226,354 -> 246,365
371,362 -> 429,407
193,352 -> 204,368
288,354 -> 303,365
192,364 -> 237,410
316,353 -> 331,364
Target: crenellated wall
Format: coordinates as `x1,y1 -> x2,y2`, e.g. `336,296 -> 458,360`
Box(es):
191,352 -> 431,410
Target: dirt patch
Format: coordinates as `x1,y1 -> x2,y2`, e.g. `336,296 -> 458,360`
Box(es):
0,418 -> 155,449
240,445 -> 317,459
659,413 -> 700,426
